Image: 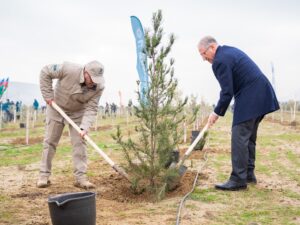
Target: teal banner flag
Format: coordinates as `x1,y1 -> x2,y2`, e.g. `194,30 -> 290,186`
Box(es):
130,16 -> 149,102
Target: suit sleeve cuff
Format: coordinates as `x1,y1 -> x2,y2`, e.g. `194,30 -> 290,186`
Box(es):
213,111 -> 221,117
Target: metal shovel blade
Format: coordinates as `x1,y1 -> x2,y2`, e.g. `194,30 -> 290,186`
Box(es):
178,165 -> 187,177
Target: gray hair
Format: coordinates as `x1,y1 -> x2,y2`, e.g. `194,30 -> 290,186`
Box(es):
198,36 -> 218,49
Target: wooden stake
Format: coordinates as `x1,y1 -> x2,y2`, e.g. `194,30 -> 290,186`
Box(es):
293,100 -> 297,121
26,108 -> 30,145
290,106 -> 293,123
14,107 -> 16,123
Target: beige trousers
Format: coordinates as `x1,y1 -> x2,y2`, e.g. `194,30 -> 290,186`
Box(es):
39,118 -> 87,181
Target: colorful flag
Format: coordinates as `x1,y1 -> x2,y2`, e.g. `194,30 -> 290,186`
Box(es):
0,77 -> 9,99
3,78 -> 9,89
130,16 -> 149,103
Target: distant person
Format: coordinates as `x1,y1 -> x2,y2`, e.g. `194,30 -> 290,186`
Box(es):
2,99 -> 13,122
128,99 -> 133,116
37,61 -> 105,189
105,102 -> 110,116
33,99 -> 39,111
16,101 -> 21,113
41,105 -> 46,114
15,101 -> 21,120
111,103 -> 117,117
198,36 -> 279,191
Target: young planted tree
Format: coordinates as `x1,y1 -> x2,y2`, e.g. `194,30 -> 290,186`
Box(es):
113,10 -> 194,199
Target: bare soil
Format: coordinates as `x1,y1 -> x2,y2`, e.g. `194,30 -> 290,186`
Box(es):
10,137 -> 44,145
0,152 -> 210,225
1,118 -> 299,225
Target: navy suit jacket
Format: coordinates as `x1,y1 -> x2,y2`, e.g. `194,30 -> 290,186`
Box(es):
212,45 -> 279,126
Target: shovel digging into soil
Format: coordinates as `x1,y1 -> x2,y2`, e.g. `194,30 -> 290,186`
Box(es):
169,122 -> 209,179
51,101 -> 130,181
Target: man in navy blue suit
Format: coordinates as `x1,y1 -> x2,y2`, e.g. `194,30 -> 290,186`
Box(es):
198,36 -> 279,191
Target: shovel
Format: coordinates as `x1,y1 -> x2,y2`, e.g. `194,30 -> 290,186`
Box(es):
170,122 -> 209,178
51,101 -> 130,181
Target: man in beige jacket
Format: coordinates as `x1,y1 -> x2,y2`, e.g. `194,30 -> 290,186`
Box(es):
37,61 -> 105,189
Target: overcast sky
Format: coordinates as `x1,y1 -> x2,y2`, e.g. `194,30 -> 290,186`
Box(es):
1,0 -> 299,105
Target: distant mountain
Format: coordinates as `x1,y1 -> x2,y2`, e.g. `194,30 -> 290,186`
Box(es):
1,82 -> 44,106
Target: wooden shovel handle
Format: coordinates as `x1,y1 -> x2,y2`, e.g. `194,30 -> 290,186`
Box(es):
178,122 -> 209,167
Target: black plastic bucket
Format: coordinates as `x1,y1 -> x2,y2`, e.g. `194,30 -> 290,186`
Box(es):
48,192 -> 96,225
191,130 -> 204,151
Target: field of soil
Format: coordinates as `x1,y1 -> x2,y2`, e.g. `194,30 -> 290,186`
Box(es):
0,113 -> 299,225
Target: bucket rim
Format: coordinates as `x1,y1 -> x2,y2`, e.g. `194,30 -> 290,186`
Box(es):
48,191 -> 96,207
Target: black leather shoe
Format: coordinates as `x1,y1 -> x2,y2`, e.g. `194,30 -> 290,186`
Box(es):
215,180 -> 247,191
247,175 -> 257,184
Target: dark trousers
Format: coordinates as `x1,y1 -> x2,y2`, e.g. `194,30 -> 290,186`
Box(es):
230,116 -> 264,184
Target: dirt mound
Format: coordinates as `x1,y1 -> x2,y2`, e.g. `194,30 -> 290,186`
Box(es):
8,170 -> 207,206
96,170 -> 207,203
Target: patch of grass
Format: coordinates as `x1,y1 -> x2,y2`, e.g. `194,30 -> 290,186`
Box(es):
191,188 -> 220,203
0,144 -> 43,166
271,161 -> 300,184
0,129 -> 26,138
257,135 -> 279,147
258,132 -> 300,149
214,188 -> 300,225
0,142 -> 75,166
286,149 -> 300,167
239,209 -> 273,224
185,203 -> 198,209
256,164 -> 272,176
86,170 -> 99,177
276,133 -> 300,142
269,151 -> 279,160
215,153 -> 230,162
282,189 -> 300,200
54,145 -> 72,160
0,195 -> 14,223
0,194 -> 9,202
0,143 -> 12,147
208,130 -> 230,146
0,211 -> 13,221
216,173 -> 228,182
224,206 -> 300,225
210,157 -> 224,170
256,154 -> 273,176
242,188 -> 274,201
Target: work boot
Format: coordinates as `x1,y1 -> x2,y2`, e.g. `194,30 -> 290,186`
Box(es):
74,179 -> 95,189
37,176 -> 51,188
215,180 -> 247,191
